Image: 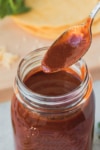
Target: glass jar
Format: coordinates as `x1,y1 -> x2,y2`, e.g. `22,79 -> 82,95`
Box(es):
11,47 -> 95,150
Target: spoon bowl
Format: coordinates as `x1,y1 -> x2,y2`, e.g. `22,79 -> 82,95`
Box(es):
42,1 -> 100,73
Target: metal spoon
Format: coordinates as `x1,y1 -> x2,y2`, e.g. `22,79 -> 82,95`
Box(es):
42,1 -> 100,73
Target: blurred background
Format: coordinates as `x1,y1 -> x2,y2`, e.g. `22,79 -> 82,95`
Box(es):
0,0 -> 100,101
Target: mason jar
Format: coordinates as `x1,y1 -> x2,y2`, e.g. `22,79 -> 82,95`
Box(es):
11,47 -> 95,150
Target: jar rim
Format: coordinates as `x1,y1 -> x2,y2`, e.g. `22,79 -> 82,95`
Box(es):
15,47 -> 90,108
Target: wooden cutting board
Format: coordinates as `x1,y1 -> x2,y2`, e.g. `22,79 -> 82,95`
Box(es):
0,17 -> 100,101
0,17 -> 51,90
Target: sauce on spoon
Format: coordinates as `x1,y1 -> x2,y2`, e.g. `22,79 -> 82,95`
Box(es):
42,18 -> 91,73
42,1 -> 100,73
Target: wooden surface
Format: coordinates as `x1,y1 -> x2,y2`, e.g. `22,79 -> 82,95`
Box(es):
0,17 -> 100,102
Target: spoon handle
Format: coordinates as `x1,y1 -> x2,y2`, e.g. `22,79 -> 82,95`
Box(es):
90,1 -> 100,19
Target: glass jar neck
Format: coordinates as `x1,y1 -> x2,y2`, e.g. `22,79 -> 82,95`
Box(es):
14,47 -> 92,112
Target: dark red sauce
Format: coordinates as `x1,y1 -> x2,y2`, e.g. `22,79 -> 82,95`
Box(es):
24,70 -> 81,96
42,18 -> 92,73
11,68 -> 95,150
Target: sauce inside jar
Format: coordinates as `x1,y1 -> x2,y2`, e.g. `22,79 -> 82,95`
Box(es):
11,67 -> 95,150
24,69 -> 81,96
